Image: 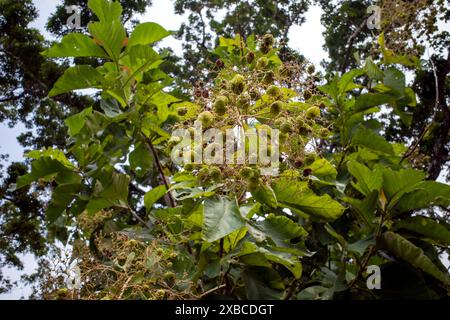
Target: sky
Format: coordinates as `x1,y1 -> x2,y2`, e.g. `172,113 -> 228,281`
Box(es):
0,0 -> 328,300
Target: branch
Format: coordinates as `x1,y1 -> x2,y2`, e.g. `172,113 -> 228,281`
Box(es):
145,137 -> 177,208
427,47 -> 450,180
341,17 -> 369,74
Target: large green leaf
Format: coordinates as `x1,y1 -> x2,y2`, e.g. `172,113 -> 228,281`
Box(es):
65,107 -> 93,137
144,185 -> 167,211
88,20 -> 126,61
202,197 -> 245,242
273,178 -> 345,221
351,126 -> 394,155
128,22 -> 171,48
251,183 -> 277,208
364,57 -> 384,80
394,216 -> 450,246
14,157 -> 71,190
353,93 -> 392,112
383,67 -> 405,97
347,161 -> 382,196
46,182 -> 82,223
382,168 -> 426,200
309,158 -> 337,182
86,171 -> 130,214
243,267 -> 284,299
380,232 -> 449,284
392,181 -> 450,213
251,214 -> 307,248
88,0 -> 122,22
238,242 -> 302,278
49,66 -> 103,97
44,34 -> 107,58
338,69 -> 364,93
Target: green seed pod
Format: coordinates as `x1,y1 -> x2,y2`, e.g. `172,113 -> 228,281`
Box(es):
280,121 -> 293,134
198,167 -> 210,180
240,167 -> 254,179
262,34 -> 275,47
229,74 -> 246,94
267,85 -> 282,98
294,157 -> 304,168
256,57 -> 269,70
249,89 -> 261,101
270,100 -> 284,115
306,106 -> 321,119
307,64 -> 315,74
274,117 -> 286,128
303,90 -> 312,100
198,111 -> 214,127
304,153 -> 316,165
296,115 -> 305,127
263,71 -> 275,84
237,94 -> 251,109
209,166 -> 222,180
246,51 -> 255,64
213,95 -> 229,115
260,44 -> 271,54
320,128 -> 330,138
177,107 -> 188,116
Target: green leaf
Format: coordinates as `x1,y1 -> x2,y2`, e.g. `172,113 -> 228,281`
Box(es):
251,214 -> 307,248
251,183 -> 277,208
380,232 -> 449,284
49,66 -> 103,97
202,197 -> 245,242
129,142 -> 153,177
392,181 -> 450,213
65,107 -> 93,136
273,178 -> 345,221
15,157 -> 71,190
338,69 -> 364,93
354,93 -> 392,112
26,147 -> 75,169
88,0 -> 122,22
309,158 -> 337,182
243,267 -> 284,299
88,20 -> 126,61
381,168 -> 426,200
86,171 -> 130,214
128,22 -> 171,47
394,216 -> 450,246
144,185 -> 167,211
352,126 -> 394,155
47,182 -> 82,223
347,161 -> 382,196
44,34 -> 107,58
383,67 -> 405,96
364,57 -> 384,80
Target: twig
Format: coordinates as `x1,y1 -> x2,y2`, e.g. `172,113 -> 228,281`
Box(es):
145,137 -> 177,208
199,284 -> 226,298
